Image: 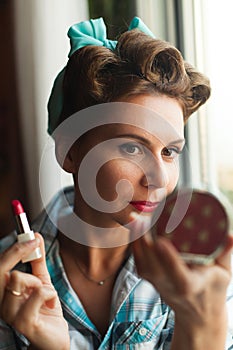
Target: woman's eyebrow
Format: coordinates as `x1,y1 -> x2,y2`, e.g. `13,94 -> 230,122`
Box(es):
114,133 -> 185,147
167,138 -> 186,146
114,133 -> 151,146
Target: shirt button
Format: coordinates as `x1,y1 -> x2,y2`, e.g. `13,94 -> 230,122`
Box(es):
139,327 -> 147,336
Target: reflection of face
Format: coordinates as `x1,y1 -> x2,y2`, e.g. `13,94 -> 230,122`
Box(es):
69,94 -> 185,228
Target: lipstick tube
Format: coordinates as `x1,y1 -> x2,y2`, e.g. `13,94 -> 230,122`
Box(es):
12,200 -> 42,263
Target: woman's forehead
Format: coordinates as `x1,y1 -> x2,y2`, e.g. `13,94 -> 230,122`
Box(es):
117,94 -> 184,132
80,123 -> 184,148
57,98 -> 184,155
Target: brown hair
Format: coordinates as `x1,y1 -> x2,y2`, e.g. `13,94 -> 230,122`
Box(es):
60,29 -> 210,126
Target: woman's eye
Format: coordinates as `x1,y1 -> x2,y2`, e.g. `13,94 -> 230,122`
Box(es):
120,143 -> 143,155
162,147 -> 182,158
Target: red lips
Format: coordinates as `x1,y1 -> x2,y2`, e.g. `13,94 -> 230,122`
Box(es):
129,201 -> 159,213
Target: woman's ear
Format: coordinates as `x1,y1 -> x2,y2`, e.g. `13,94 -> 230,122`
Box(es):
55,136 -> 76,173
62,149 -> 76,173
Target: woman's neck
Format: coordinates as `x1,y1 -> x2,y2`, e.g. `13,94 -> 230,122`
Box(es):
58,232 -> 131,278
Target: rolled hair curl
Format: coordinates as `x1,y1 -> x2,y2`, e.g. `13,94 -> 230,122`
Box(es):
60,29 -> 210,126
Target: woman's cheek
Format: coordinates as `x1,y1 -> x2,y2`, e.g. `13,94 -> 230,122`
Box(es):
96,160 -> 139,201
167,163 -> 180,193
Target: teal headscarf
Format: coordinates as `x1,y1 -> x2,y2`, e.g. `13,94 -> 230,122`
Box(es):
47,17 -> 155,135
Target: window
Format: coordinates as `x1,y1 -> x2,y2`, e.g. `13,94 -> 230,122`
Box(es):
200,1 -> 233,207
88,0 -> 136,38
178,0 -> 233,228
136,0 -> 233,227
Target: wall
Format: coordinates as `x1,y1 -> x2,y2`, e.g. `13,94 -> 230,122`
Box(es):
13,0 -> 88,218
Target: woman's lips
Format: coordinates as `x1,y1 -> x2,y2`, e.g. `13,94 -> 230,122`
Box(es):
129,201 -> 159,213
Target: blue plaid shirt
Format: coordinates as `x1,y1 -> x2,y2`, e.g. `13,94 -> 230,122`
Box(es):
0,187 -> 233,349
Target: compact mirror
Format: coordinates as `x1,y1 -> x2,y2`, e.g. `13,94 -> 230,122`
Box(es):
151,189 -> 229,264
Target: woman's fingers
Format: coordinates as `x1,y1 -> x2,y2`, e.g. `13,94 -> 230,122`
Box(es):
133,235 -> 190,294
4,284 -> 60,338
215,234 -> 233,271
0,238 -> 40,302
132,235 -> 160,278
133,230 -> 233,317
1,271 -> 42,324
0,233 -> 52,318
30,233 -> 52,285
0,238 -> 40,272
13,286 -> 58,330
14,286 -> 68,350
20,285 -> 59,320
128,212 -> 152,241
0,234 -> 69,349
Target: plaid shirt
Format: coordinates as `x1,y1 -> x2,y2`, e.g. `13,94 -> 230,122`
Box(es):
0,187 -> 233,349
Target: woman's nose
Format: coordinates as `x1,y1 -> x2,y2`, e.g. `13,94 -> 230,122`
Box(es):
140,157 -> 169,189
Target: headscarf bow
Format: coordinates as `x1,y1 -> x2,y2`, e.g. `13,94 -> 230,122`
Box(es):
48,17 -> 155,135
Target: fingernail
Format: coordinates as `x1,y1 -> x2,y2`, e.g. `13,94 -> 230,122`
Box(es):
130,212 -> 140,221
26,238 -> 40,246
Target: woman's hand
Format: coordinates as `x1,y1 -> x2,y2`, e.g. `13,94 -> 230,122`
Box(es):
131,215 -> 233,350
0,233 -> 70,350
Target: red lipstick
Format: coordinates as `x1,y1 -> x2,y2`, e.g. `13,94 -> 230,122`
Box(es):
130,201 -> 159,213
12,199 -> 41,263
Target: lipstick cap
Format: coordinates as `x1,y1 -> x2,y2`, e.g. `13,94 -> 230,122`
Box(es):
17,231 -> 42,263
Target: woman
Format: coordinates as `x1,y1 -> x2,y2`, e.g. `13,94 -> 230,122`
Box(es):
0,17 -> 232,350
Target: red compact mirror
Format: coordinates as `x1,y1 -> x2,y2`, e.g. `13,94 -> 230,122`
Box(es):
151,189 -> 229,264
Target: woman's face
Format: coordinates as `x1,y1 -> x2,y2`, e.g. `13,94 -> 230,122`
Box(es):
68,94 -> 185,228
